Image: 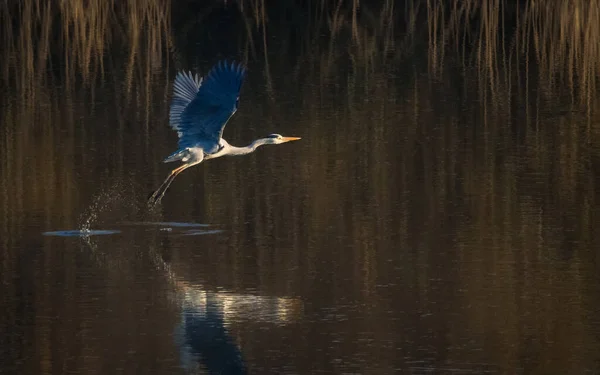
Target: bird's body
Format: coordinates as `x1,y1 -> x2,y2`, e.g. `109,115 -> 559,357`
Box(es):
148,61 -> 300,206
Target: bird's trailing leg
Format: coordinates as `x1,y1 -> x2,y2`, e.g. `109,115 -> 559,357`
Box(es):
147,164 -> 191,207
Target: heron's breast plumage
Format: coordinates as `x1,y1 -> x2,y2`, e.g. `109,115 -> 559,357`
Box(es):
203,139 -> 228,159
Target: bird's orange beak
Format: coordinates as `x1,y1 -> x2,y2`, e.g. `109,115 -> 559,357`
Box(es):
282,136 -> 301,142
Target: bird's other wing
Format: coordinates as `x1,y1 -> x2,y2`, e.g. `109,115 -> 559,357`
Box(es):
174,61 -> 247,149
169,71 -> 203,137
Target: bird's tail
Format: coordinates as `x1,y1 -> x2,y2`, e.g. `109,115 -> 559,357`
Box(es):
163,149 -> 188,163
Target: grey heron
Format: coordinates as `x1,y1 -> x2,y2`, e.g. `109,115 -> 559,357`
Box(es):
148,61 -> 300,206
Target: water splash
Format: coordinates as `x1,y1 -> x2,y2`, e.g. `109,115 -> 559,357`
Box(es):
42,229 -> 121,237
78,178 -> 139,232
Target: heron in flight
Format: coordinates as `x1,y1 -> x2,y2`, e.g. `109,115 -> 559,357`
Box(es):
148,61 -> 300,206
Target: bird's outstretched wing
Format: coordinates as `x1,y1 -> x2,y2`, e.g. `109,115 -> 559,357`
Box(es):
169,61 -> 247,150
169,71 -> 203,136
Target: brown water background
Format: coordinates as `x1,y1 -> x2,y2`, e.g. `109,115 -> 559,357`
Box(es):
1,1 -> 600,374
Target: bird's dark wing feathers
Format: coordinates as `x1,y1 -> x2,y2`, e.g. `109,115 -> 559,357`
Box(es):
170,60 -> 247,149
169,71 -> 202,135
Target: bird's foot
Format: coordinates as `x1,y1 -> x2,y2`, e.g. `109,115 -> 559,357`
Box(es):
147,191 -> 162,207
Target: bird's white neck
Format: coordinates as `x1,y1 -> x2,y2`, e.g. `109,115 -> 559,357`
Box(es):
222,138 -> 271,156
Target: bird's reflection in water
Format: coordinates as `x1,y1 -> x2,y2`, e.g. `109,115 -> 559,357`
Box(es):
173,281 -> 302,374
175,286 -> 247,374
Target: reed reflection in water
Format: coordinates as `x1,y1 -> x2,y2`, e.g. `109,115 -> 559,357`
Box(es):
1,0 -> 600,374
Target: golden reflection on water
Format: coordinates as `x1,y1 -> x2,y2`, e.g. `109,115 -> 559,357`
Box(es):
176,280 -> 303,325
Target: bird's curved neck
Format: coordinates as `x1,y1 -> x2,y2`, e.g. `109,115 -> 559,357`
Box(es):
224,138 -> 270,156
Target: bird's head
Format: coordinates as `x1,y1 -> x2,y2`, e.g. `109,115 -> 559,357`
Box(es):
264,134 -> 301,144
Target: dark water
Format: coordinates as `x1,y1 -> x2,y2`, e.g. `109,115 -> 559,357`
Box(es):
2,2 -> 600,374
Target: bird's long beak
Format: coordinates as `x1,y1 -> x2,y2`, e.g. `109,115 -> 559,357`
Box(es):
282,136 -> 301,142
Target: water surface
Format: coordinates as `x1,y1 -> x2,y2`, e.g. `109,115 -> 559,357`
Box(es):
1,1 -> 600,374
